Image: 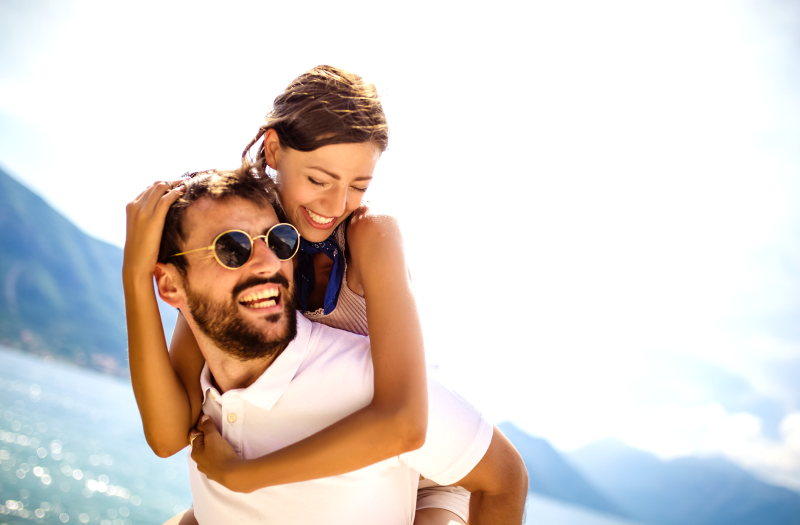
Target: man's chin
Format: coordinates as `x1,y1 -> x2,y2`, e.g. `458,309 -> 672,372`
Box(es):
243,310 -> 291,336
188,285 -> 298,361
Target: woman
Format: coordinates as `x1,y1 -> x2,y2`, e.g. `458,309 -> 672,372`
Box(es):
125,65 -> 471,525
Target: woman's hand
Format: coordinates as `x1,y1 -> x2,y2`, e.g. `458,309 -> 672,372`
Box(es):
123,179 -> 184,282
190,415 -> 247,492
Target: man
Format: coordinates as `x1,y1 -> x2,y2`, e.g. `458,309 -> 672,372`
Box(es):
154,165 -> 528,524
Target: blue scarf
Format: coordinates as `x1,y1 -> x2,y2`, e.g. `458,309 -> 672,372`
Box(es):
296,234 -> 345,315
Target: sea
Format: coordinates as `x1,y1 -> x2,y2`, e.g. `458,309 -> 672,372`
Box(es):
0,346 -> 641,525
0,347 -> 192,525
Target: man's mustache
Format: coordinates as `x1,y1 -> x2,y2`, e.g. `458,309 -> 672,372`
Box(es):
232,274 -> 290,298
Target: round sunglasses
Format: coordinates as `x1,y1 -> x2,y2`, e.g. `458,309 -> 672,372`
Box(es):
170,223 -> 300,269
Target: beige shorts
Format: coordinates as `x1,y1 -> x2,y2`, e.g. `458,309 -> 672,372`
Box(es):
416,478 -> 470,523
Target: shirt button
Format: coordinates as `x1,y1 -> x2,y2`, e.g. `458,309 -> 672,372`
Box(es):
227,413 -> 237,423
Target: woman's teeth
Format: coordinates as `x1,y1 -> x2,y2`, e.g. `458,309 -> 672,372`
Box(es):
240,288 -> 279,309
305,207 -> 334,225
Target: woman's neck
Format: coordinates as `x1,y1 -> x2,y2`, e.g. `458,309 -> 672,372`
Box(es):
306,252 -> 334,311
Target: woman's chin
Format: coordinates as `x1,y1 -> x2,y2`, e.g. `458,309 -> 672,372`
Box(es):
296,218 -> 341,242
300,229 -> 335,242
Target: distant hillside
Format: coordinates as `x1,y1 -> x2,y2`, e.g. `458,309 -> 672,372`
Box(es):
0,165 -> 177,374
569,438 -> 800,525
499,422 -> 628,518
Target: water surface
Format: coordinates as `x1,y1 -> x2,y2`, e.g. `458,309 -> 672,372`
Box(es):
0,347 -> 191,525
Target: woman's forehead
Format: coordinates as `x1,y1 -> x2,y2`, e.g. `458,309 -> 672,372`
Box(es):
292,142 -> 381,177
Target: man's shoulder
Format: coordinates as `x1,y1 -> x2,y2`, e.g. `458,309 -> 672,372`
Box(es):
306,317 -> 369,342
300,315 -> 371,361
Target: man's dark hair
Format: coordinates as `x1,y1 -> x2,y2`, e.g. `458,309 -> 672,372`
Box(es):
157,161 -> 280,276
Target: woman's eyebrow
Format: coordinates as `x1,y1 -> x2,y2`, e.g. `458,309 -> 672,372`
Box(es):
308,165 -> 373,182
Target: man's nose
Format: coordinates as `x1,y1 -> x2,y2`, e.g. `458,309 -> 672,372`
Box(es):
248,236 -> 282,274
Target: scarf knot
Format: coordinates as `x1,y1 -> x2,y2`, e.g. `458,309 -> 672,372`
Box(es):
296,235 -> 345,315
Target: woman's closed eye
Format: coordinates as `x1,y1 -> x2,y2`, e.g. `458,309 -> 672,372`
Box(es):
309,175 -> 367,194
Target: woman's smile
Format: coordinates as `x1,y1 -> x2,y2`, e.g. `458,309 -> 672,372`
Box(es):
302,206 -> 337,229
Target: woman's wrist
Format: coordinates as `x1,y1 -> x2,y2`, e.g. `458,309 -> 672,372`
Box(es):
122,268 -> 155,291
223,458 -> 254,493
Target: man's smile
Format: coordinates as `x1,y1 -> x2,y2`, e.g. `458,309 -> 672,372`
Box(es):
238,284 -> 282,310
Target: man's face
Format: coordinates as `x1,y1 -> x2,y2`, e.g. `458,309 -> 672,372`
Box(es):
178,196 -> 297,360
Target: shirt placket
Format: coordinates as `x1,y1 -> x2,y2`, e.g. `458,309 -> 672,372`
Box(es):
221,395 -> 245,457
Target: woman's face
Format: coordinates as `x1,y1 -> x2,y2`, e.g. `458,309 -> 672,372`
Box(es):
265,130 -> 382,243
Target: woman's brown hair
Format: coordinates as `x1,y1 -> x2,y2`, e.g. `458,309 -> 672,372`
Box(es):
242,65 -> 389,168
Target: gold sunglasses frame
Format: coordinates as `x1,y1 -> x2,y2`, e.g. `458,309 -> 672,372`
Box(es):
170,223 -> 300,269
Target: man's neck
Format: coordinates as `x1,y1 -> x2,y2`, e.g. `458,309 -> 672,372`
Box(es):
199,338 -> 289,394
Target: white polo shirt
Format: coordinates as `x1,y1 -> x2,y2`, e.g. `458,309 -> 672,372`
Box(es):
188,313 -> 492,525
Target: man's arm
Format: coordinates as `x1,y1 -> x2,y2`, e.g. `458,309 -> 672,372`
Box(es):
454,426 -> 528,525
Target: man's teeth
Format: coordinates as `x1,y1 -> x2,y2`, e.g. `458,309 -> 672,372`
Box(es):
245,299 -> 277,309
305,207 -> 334,225
240,288 -> 279,308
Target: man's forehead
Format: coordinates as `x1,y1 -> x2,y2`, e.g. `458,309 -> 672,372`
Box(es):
183,196 -> 278,242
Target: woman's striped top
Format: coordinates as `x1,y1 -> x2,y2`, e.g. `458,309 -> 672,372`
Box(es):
301,222 -> 369,336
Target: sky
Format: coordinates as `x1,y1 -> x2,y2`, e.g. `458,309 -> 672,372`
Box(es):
2,0 -> 800,491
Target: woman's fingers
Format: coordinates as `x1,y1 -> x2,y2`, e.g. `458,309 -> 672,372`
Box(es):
123,180 -> 186,275
190,431 -> 205,457
130,181 -> 180,219
154,182 -> 186,216
189,429 -> 203,445
130,178 -> 183,205
142,181 -> 177,215
127,181 -> 162,215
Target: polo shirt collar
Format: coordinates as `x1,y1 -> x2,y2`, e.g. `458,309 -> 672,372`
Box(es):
200,312 -> 312,411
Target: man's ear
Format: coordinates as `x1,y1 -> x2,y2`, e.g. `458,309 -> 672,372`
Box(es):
155,263 -> 186,309
262,128 -> 282,171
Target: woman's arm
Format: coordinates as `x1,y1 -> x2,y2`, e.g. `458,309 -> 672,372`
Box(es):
124,180 -> 203,458
169,313 -> 207,430
191,207 -> 428,491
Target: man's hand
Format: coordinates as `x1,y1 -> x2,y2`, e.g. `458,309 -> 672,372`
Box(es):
190,415 -> 246,491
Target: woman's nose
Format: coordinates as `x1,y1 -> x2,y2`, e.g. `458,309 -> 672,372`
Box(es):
323,186 -> 348,217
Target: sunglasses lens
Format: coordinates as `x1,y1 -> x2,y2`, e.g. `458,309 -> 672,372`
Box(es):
268,224 -> 299,260
215,231 -> 253,268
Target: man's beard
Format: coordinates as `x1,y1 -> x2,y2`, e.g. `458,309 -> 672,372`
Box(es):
186,273 -> 298,361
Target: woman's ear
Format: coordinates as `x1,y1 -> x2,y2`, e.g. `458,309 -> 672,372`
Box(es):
154,263 -> 185,308
262,128 -> 282,170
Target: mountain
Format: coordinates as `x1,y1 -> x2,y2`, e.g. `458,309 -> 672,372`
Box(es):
568,438 -> 800,525
0,165 -> 177,374
498,422 -> 628,518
